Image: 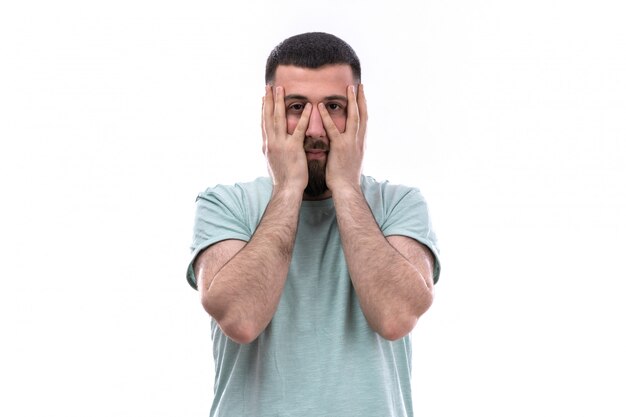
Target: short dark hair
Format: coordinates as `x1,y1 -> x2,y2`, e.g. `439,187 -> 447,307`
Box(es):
265,32 -> 361,84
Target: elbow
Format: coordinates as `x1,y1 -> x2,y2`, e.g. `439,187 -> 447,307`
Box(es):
201,295 -> 261,344
377,316 -> 418,341
378,294 -> 434,341
217,320 -> 260,344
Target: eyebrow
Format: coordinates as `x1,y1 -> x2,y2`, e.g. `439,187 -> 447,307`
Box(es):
284,94 -> 348,102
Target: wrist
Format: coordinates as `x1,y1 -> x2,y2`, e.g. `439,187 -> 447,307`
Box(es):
328,181 -> 362,199
271,184 -> 305,202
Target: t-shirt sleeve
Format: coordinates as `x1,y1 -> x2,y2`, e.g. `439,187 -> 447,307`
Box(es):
186,186 -> 253,290
379,188 -> 442,284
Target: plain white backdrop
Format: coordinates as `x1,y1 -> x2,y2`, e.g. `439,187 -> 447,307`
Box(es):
1,1 -> 625,416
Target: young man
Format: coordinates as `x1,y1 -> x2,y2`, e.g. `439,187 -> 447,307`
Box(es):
187,32 -> 441,417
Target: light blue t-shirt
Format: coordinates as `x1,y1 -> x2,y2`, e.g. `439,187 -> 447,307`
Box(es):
187,175 -> 440,417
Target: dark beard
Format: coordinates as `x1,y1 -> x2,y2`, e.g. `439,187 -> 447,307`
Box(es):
304,159 -> 328,197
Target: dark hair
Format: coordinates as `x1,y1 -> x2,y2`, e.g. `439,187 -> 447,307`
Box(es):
265,32 -> 361,84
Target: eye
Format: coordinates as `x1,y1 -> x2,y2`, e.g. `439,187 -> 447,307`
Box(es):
326,102 -> 344,112
287,103 -> 306,113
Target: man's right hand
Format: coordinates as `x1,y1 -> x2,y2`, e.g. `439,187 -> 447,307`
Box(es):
262,85 -> 311,195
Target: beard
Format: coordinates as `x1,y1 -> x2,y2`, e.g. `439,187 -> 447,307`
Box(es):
304,159 -> 328,197
303,138 -> 329,197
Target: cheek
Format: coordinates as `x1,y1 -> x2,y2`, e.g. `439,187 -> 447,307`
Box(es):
332,115 -> 347,133
286,115 -> 299,134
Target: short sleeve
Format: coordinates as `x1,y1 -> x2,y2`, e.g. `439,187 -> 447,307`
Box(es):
186,186 -> 254,290
380,188 -> 442,284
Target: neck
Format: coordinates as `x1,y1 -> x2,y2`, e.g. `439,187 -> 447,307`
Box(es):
302,190 -> 333,201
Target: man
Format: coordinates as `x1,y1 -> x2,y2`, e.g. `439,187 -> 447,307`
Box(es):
187,32 -> 441,417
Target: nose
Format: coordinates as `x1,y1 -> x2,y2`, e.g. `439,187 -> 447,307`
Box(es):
305,105 -> 326,139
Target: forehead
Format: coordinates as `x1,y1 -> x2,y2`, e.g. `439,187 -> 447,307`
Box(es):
274,64 -> 354,98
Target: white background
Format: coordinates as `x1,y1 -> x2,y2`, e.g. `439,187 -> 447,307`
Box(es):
1,1 -> 625,416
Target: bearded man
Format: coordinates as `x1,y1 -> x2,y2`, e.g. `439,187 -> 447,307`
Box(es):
187,32 -> 441,417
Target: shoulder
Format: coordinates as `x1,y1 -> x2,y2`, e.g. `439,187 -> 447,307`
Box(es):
197,177 -> 273,205
360,175 -> 425,210
193,177 -> 273,235
361,175 -> 441,284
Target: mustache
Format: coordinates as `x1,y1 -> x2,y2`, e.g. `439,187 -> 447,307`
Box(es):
303,138 -> 329,152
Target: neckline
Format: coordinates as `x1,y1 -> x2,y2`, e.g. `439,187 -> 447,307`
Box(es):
301,198 -> 335,209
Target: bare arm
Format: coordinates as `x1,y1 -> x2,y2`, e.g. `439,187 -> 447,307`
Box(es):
195,189 -> 302,344
194,85 -> 311,344
320,84 -> 434,340
333,186 -> 434,340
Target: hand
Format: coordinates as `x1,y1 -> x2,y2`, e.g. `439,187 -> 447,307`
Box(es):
262,85 -> 312,195
319,83 -> 368,194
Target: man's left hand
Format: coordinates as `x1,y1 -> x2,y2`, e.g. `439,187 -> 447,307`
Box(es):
319,83 -> 368,194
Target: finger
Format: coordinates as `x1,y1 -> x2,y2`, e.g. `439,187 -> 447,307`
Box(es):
291,103 -> 312,142
273,86 -> 286,134
357,83 -> 368,144
357,83 -> 368,125
263,85 -> 274,140
318,103 -> 341,140
261,95 -> 267,154
345,85 -> 360,139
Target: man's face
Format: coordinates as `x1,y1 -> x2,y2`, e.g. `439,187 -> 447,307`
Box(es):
273,64 -> 355,197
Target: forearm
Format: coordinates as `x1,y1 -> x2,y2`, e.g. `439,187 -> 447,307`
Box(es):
333,185 -> 433,340
203,188 -> 302,343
